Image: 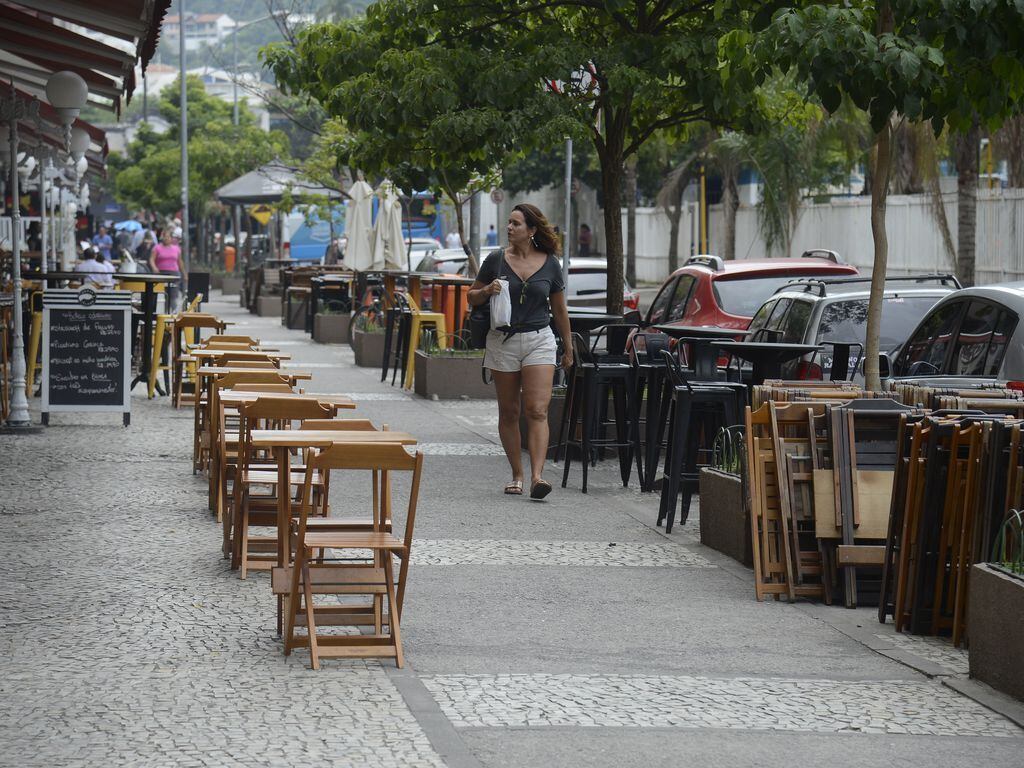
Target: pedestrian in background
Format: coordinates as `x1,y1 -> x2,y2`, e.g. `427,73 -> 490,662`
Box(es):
445,230 -> 461,249
577,223 -> 592,258
467,203 -> 573,500
135,232 -> 155,272
484,224 -> 498,247
91,225 -> 113,261
150,229 -> 185,311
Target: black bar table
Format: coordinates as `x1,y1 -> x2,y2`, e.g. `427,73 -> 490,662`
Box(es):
653,325 -> 750,381
710,340 -> 822,387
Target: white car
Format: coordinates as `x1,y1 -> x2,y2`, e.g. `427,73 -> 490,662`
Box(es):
564,257 -> 640,310
405,238 -> 443,270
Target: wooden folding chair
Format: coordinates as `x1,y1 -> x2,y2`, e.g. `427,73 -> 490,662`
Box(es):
232,397 -> 336,578
284,443 -> 424,669
173,314 -> 227,407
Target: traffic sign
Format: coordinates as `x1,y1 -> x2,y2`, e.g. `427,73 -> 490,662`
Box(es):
490,189 -> 504,205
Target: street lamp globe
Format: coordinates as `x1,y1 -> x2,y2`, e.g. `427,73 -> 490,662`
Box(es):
70,126 -> 90,162
45,71 -> 89,124
74,155 -> 88,176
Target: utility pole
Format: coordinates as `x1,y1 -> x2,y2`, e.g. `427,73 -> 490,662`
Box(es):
179,0 -> 190,292
562,137 -> 572,289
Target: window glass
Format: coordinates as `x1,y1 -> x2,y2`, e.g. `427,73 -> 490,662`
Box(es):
713,274 -> 828,316
952,301 -> 1000,376
984,309 -> 1017,376
667,276 -> 696,321
646,277 -> 679,325
781,300 -> 813,343
567,270 -> 608,296
817,296 -> 946,352
897,301 -> 964,376
747,300 -> 776,335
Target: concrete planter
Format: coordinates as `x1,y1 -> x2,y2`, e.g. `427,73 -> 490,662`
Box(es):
284,297 -> 307,330
352,328 -> 386,368
969,564 -> 1024,701
413,350 -> 493,399
519,393 -> 566,459
699,468 -> 752,566
314,314 -> 351,344
256,295 -> 282,318
221,276 -> 243,295
210,273 -> 224,290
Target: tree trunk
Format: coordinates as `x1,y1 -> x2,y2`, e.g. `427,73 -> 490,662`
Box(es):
863,121 -> 894,393
1003,115 -> 1024,187
625,156 -> 637,286
667,199 -> 682,274
722,166 -> 739,260
954,120 -> 980,287
601,154 -> 625,315
450,191 -> 479,276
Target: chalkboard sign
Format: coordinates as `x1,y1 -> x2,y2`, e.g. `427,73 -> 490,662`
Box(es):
41,289 -> 132,426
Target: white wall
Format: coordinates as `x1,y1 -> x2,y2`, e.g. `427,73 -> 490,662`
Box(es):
617,189 -> 1024,285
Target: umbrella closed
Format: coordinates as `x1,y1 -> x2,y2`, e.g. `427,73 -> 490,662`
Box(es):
345,179 -> 374,271
372,180 -> 406,271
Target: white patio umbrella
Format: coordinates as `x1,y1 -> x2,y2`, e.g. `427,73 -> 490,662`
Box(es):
345,178 -> 375,270
371,180 -> 407,271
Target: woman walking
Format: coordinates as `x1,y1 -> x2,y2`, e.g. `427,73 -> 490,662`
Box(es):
468,203 -> 573,500
150,229 -> 186,311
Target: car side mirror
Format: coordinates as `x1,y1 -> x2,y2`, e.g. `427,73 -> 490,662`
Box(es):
878,352 -> 892,379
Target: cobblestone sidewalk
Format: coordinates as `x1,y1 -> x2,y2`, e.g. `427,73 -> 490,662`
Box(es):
2,291 -> 1022,768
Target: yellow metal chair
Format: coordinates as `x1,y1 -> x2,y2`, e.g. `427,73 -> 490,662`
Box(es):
402,294 -> 447,389
150,294 -> 203,397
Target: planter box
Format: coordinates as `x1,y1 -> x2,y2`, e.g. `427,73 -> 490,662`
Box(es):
314,314 -> 351,344
221,276 -> 243,295
210,273 -> 224,290
285,296 -> 308,329
969,564 -> 1024,701
256,295 -> 282,318
352,328 -> 387,368
414,350 -> 493,399
520,393 -> 566,459
699,468 -> 752,566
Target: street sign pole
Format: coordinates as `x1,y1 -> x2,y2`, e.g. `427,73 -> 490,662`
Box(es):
562,137 -> 572,290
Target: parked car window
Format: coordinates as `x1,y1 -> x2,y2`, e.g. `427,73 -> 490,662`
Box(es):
713,276 -> 808,317
817,295 -> 945,352
667,276 -> 696,321
567,269 -> 608,296
747,300 -> 776,336
898,301 -> 964,375
780,299 -> 813,343
984,309 -> 1017,376
952,301 -> 1001,376
646,277 -> 679,325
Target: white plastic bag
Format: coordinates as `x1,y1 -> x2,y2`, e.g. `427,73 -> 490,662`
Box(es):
490,278 -> 512,329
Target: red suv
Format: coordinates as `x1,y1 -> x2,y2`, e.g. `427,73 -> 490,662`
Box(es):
643,251 -> 858,330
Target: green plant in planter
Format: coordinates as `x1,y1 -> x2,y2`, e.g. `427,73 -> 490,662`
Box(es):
991,509 -> 1024,578
318,300 -> 352,316
711,425 -> 745,476
419,328 -> 484,358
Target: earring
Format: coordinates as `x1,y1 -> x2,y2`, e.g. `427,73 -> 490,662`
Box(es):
530,235 -> 538,248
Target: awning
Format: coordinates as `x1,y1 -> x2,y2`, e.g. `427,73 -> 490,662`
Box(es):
215,162 -> 346,206
0,0 -> 172,114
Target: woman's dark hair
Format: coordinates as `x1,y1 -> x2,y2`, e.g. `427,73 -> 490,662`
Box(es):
513,203 -> 561,256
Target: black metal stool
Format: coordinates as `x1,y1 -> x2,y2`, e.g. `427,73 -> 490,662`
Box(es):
630,331 -> 672,492
656,349 -> 745,532
560,331 -> 640,493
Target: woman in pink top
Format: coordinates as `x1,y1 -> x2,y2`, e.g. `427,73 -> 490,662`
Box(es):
150,230 -> 185,311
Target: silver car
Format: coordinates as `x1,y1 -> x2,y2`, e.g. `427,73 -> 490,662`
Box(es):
747,274 -> 960,381
889,282 -> 1024,385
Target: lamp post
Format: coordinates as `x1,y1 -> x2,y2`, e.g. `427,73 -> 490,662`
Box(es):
179,0 -> 190,283
1,82 -> 40,427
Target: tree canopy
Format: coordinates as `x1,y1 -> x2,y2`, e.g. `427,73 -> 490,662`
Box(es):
110,76 -> 290,216
265,0 -> 771,309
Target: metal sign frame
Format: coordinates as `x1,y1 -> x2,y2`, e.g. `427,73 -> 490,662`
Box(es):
41,289 -> 133,426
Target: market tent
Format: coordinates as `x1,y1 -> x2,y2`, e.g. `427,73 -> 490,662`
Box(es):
371,180 -> 406,271
345,179 -> 374,271
215,161 -> 345,206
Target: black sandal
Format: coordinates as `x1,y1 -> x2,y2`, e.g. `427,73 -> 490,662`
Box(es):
530,479 -> 552,500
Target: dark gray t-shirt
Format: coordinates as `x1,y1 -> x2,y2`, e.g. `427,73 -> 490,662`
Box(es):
477,249 -> 565,331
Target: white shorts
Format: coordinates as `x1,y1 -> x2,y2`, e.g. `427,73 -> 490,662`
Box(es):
484,327 -> 558,372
